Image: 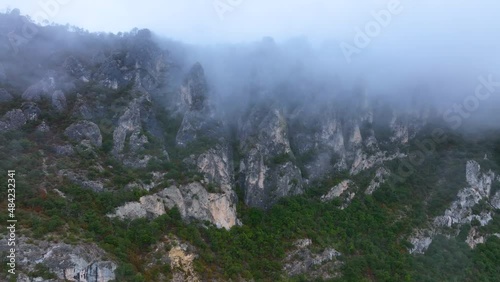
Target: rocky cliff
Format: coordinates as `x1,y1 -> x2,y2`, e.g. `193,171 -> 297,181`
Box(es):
1,10 -> 500,281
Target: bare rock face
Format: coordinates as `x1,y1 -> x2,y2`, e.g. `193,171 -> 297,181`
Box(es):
110,195 -> 166,220
350,150 -> 405,175
365,167 -> 391,195
53,144 -> 75,156
321,180 -> 357,209
168,242 -> 201,282
0,109 -> 27,132
111,90 -> 161,168
167,63 -> 239,225
466,227 -> 486,249
283,239 -> 342,280
144,236 -> 201,282
239,105 -> 304,209
197,144 -> 233,190
71,93 -> 93,120
409,160 -> 498,254
0,236 -> 116,282
433,160 -> 495,228
22,102 -> 41,121
161,183 -> 238,229
288,101 -> 413,184
109,182 -> 238,229
409,230 -> 434,254
65,120 -> 102,148
175,63 -> 224,147
93,29 -> 167,90
180,62 -> 207,112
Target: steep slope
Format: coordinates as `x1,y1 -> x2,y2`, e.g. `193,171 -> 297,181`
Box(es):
1,11 -> 500,282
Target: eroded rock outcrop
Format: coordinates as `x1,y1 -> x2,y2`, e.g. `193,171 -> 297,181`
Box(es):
283,239 -> 342,280
175,63 -> 224,147
321,180 -> 357,209
350,150 -> 405,175
0,236 -> 116,282
239,105 -> 304,209
109,182 -> 238,229
111,91 -> 156,168
144,236 -> 201,282
0,109 -> 26,131
409,160 -> 499,254
93,29 -> 167,91
365,167 -> 391,195
65,120 -> 102,148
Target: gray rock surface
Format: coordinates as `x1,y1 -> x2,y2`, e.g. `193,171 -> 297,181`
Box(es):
144,235 -> 201,282
175,63 -> 224,147
0,236 -> 116,282
71,94 -> 94,120
65,121 -> 102,148
409,160 -> 498,254
0,109 -> 27,131
283,238 -> 342,280
110,89 -> 162,168
53,144 -> 75,156
321,180 -> 358,209
365,167 -> 391,195
239,105 -> 304,209
110,182 -> 238,229
22,102 -> 41,121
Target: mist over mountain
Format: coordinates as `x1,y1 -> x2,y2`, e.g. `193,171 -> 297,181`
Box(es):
1,3 -> 500,282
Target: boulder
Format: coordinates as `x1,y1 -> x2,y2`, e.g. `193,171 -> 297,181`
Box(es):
65,120 -> 102,147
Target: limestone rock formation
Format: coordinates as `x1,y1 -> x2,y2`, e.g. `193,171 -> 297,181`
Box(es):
409,160 -> 499,254
365,167 -> 391,195
0,236 -> 116,282
239,105 -> 304,209
283,238 -> 342,280
0,109 -> 26,131
321,180 -> 358,209
109,182 -> 238,229
65,120 -> 103,148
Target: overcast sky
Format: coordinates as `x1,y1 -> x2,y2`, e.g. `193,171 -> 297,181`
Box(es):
1,0 -> 499,46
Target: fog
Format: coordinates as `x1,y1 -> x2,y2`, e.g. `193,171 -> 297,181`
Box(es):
2,0 -> 500,128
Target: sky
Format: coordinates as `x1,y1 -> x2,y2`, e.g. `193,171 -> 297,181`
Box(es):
1,0 -> 499,46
